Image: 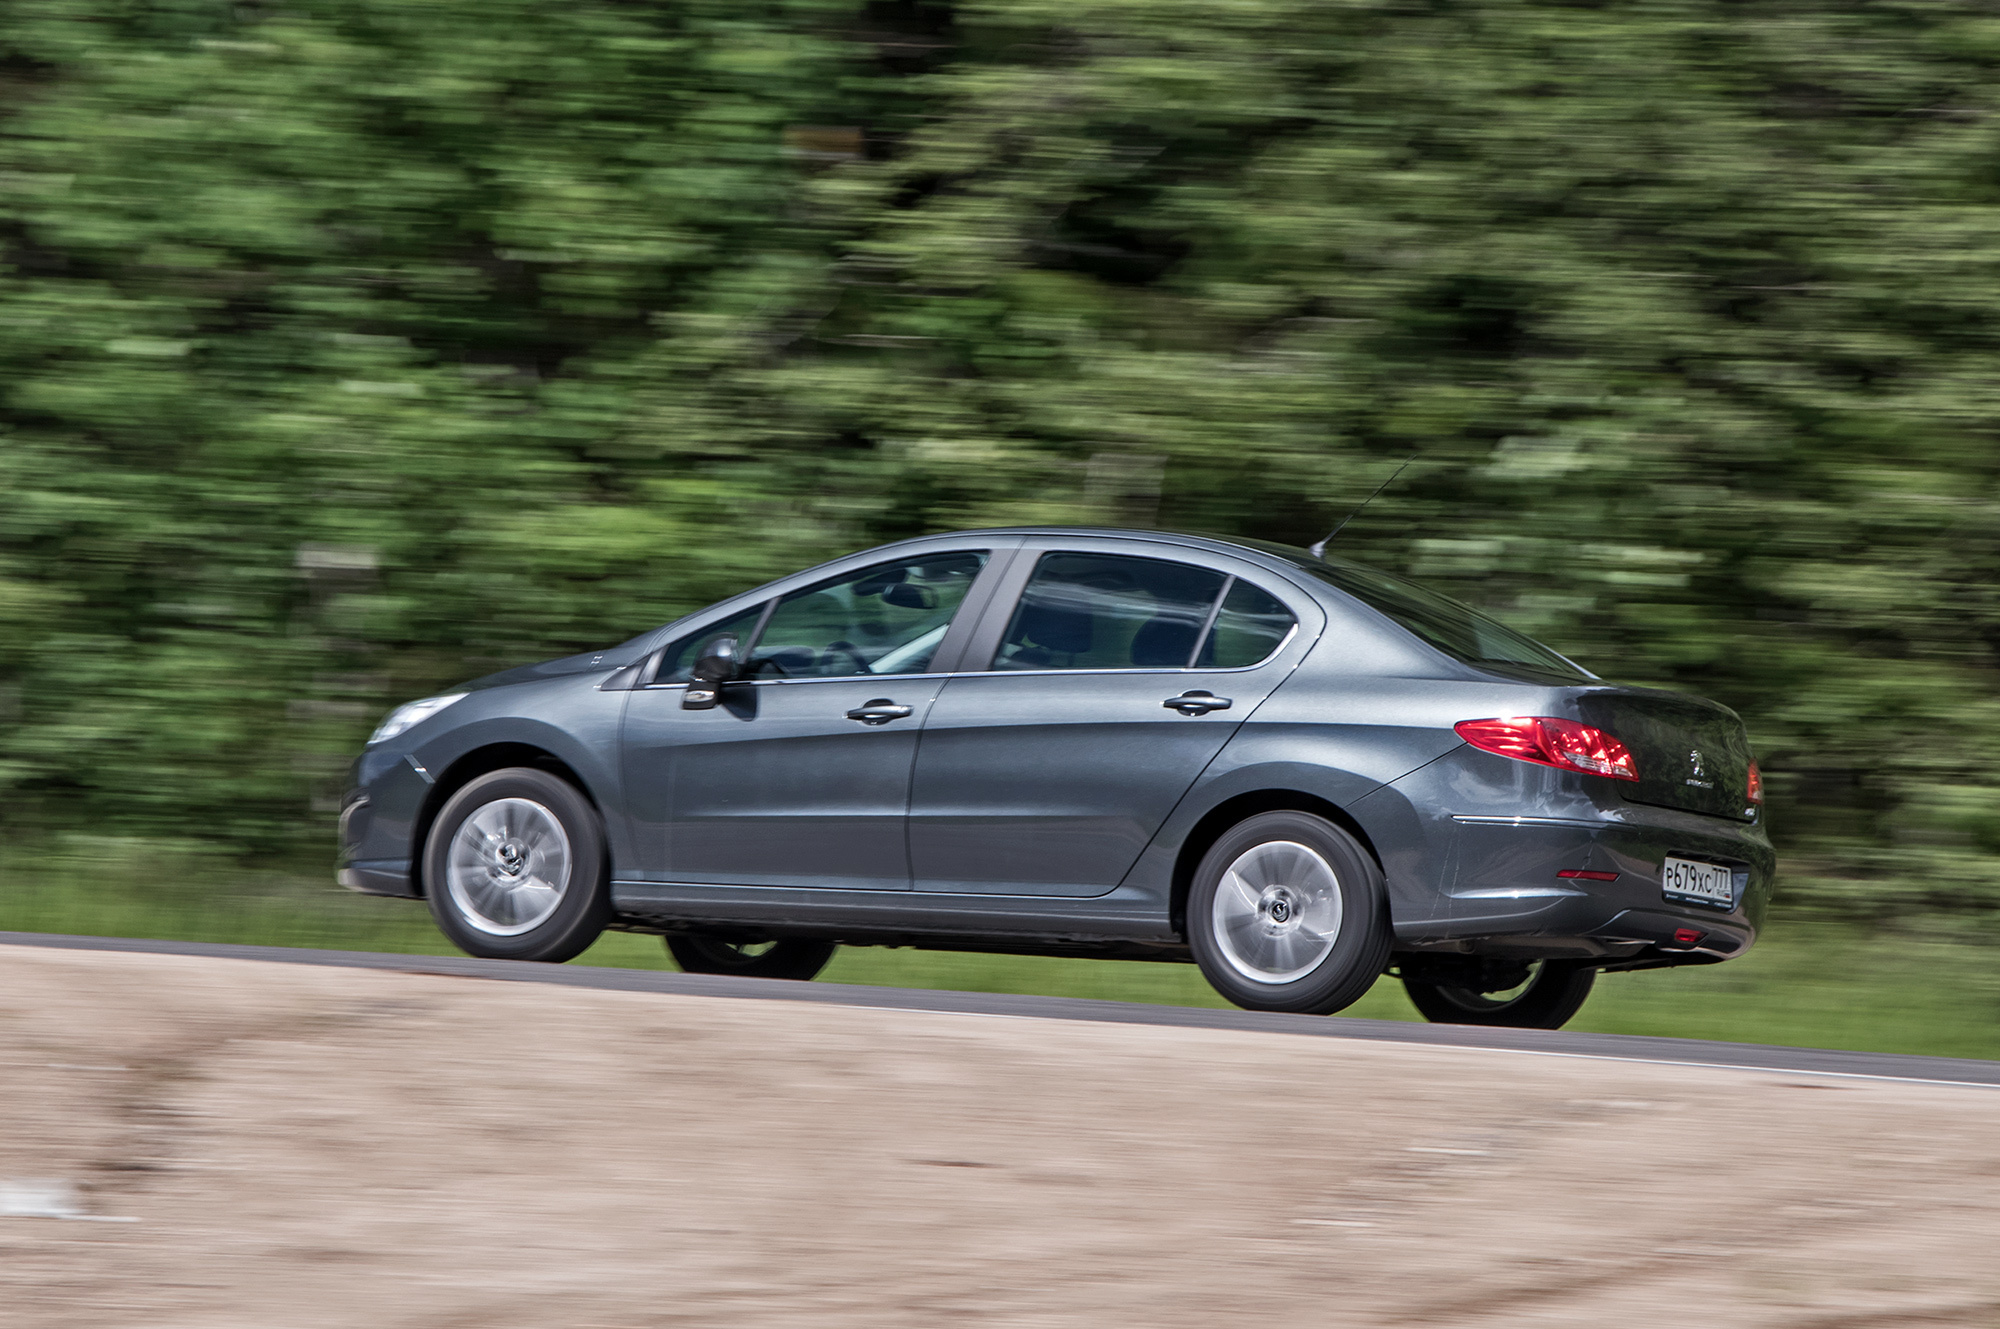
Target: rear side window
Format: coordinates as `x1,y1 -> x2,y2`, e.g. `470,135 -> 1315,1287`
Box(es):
1200,580 -> 1296,668
994,554 -> 1225,671
991,554 -> 1297,671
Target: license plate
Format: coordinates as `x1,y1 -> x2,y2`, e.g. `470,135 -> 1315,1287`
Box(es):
1662,856 -> 1736,908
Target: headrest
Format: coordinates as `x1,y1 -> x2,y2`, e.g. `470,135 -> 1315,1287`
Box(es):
1017,601 -> 1094,656
1130,615 -> 1198,668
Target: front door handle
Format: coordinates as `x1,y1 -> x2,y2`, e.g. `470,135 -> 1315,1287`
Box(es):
845,699 -> 915,726
1164,690 -> 1232,716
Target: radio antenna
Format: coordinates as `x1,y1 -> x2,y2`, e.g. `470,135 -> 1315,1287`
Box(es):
1308,459 -> 1412,560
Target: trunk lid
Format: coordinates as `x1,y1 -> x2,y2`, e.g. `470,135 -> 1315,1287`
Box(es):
1576,688 -> 1756,822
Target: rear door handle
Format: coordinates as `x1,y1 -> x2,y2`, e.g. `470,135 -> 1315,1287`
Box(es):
845,699 -> 915,726
1164,690 -> 1232,716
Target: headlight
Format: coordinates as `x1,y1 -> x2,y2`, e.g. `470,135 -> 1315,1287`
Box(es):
367,693 -> 467,746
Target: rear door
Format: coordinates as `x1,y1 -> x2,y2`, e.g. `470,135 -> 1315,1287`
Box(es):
907,539 -> 1319,896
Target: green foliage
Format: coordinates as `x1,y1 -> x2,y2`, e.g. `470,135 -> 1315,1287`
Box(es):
5,0 -> 2000,924
0,0 -> 867,838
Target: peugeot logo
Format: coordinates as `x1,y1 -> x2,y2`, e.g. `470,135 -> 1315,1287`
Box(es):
1685,749 -> 1714,790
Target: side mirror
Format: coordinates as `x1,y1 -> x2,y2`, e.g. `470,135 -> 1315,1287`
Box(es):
681,634 -> 741,710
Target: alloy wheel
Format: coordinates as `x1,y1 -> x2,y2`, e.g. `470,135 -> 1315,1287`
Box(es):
444,796 -> 573,936
1210,839 -> 1345,983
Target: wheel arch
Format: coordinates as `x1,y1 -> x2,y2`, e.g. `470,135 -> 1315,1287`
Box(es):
409,743 -> 601,899
1168,790 -> 1383,938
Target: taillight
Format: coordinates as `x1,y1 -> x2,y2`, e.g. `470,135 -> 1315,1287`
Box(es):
1747,760 -> 1762,804
1455,716 -> 1640,782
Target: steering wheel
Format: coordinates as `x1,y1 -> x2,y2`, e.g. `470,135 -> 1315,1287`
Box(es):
817,641 -> 872,675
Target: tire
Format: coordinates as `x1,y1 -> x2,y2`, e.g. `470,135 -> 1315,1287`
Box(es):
665,935 -> 836,981
423,767 -> 611,962
1401,960 -> 1596,1029
1187,811 -> 1393,1015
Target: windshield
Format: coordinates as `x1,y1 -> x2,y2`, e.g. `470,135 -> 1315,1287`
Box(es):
1296,558 -> 1592,680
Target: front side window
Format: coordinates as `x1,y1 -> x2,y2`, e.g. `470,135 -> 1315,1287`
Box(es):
993,554 -> 1229,671
747,551 -> 988,679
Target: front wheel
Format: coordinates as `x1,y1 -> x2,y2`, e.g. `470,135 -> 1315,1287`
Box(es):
1187,811 -> 1392,1015
1400,959 -> 1596,1029
423,767 -> 612,963
666,935 -> 836,981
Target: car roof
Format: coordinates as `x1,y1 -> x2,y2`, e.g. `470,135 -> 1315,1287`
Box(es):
889,526 -> 1325,571
839,527 -> 1370,612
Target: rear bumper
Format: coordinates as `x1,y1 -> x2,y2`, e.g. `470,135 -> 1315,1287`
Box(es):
1397,807 -> 1774,966
1397,893 -> 1755,965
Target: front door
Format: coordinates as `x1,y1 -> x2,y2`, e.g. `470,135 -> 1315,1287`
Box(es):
908,548 -> 1307,896
621,549 -> 988,890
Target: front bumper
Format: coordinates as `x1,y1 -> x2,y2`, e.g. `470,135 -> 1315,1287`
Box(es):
337,859 -> 416,898
337,746 -> 435,898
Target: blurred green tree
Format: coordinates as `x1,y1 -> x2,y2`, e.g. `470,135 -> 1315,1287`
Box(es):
5,0 -> 2000,926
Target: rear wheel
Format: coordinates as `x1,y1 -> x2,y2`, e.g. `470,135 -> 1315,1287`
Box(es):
1187,811 -> 1392,1015
423,767 -> 611,963
1400,958 -> 1596,1029
666,935 -> 836,981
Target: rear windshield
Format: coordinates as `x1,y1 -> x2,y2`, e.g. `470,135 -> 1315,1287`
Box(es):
1301,560 -> 1593,680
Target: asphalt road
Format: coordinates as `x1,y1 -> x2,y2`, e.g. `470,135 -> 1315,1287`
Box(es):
5,929 -> 1994,1088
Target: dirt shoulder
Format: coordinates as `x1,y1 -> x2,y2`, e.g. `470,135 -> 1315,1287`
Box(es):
2,946 -> 1996,1328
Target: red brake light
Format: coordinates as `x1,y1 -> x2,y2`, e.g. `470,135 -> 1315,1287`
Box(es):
1746,760 -> 1762,805
1455,717 -> 1640,782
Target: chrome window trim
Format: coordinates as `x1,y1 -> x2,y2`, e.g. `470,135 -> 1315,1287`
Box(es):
636,615 -> 1303,686
640,669 -> 948,691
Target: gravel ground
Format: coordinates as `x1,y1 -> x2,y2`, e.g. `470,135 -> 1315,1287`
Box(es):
2,946 -> 1997,1328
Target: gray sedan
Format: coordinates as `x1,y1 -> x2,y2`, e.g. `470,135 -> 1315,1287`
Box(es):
340,528 -> 1773,1028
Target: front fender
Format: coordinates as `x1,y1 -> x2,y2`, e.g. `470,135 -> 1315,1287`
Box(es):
353,677 -> 632,885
